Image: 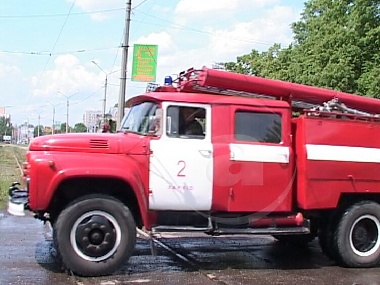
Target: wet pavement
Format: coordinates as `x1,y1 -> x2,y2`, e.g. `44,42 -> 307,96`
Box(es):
0,211 -> 72,285
1,210 -> 380,285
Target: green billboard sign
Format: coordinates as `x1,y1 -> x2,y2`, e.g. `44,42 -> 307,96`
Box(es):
131,44 -> 158,82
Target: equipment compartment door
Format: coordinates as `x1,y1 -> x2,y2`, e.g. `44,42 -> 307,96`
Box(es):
148,103 -> 213,211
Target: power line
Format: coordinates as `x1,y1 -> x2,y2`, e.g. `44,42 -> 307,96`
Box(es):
0,50 -> 49,55
2,1 -> 274,57
0,1 -> 153,59
72,87 -> 103,105
26,0 -> 77,107
133,9 -> 275,46
132,0 -> 149,10
51,2 -> 76,53
0,1 -> 146,19
0,7 -> 124,19
0,46 -> 119,56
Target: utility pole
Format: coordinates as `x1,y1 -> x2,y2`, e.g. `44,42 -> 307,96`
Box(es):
117,0 -> 132,129
35,107 -> 46,137
47,101 -> 61,134
103,76 -> 108,124
52,106 -> 55,135
58,91 -> 79,133
38,113 -> 40,137
47,102 -> 55,134
92,61 -> 119,125
92,61 -> 107,124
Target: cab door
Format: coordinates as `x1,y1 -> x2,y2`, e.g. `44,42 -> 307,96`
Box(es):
148,102 -> 213,211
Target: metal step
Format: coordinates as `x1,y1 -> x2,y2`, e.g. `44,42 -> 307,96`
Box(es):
211,226 -> 310,236
152,225 -> 210,233
152,225 -> 310,236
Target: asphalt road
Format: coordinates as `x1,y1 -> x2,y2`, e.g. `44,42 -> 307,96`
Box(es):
1,210 -> 380,285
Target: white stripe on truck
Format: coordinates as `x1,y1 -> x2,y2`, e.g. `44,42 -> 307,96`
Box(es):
229,144 -> 290,163
306,144 -> 380,163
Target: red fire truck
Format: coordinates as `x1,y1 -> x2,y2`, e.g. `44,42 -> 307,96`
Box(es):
8,67 -> 380,276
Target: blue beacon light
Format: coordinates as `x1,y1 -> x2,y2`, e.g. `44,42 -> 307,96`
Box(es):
164,76 -> 173,85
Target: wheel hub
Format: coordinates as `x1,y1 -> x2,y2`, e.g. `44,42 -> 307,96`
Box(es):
351,216 -> 378,254
75,214 -> 117,258
89,229 -> 104,245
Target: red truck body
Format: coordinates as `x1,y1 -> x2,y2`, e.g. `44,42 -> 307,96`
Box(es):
8,67 -> 380,276
295,116 -> 380,209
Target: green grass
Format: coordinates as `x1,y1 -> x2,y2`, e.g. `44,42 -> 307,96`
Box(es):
0,144 -> 26,209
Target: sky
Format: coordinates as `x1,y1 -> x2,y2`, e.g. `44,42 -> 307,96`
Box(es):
0,0 -> 306,127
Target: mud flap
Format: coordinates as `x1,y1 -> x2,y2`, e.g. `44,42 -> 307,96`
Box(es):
7,182 -> 28,216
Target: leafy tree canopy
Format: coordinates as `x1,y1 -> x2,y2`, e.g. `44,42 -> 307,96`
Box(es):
34,125 -> 45,137
73,123 -> 88,133
0,117 -> 13,138
225,0 -> 380,97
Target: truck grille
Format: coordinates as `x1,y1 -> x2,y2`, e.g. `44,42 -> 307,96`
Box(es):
89,139 -> 109,149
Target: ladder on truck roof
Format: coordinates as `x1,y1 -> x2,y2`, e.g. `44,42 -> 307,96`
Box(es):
171,67 -> 380,118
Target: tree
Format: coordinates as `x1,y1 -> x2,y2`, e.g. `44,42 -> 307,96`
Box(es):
73,123 -> 87,133
108,119 -> 116,133
0,117 -> 12,139
34,125 -> 44,137
225,0 -> 380,97
60,123 -> 67,133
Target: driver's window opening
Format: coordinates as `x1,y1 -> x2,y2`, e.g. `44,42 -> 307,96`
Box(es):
167,106 -> 206,139
120,102 -> 162,135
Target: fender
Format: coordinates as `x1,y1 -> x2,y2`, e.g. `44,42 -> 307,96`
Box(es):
32,152 -> 151,228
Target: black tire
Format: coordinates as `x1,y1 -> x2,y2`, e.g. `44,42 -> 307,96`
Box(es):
273,234 -> 315,245
317,211 -> 340,261
54,195 -> 136,276
318,224 -> 338,260
333,201 -> 380,267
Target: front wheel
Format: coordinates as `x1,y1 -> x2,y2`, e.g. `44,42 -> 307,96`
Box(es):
333,201 -> 380,267
54,195 -> 136,276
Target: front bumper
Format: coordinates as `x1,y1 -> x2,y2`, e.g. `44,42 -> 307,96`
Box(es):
7,182 -> 28,216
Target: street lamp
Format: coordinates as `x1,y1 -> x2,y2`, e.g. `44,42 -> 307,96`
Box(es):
92,61 -> 109,125
58,91 -> 79,133
92,61 -> 119,125
34,108 -> 46,137
47,101 -> 61,134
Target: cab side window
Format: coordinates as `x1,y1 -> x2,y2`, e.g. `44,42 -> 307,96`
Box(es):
167,106 -> 206,139
235,111 -> 282,143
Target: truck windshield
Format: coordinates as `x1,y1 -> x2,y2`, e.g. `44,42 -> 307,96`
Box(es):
120,102 -> 160,135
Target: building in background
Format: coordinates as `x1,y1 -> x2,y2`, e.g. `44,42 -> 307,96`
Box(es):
83,107 -> 131,133
83,110 -> 102,132
18,122 -> 34,144
0,106 -> 11,122
108,107 -> 118,122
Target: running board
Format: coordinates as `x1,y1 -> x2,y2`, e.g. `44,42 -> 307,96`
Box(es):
152,214 -> 310,236
152,224 -> 310,236
211,226 -> 310,236
152,226 -> 210,233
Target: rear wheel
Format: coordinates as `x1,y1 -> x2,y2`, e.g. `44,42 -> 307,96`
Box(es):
333,201 -> 380,267
54,195 -> 136,276
318,224 -> 338,260
317,211 -> 340,260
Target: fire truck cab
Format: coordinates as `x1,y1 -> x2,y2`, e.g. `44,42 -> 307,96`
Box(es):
125,92 -> 293,214
8,67 -> 380,276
